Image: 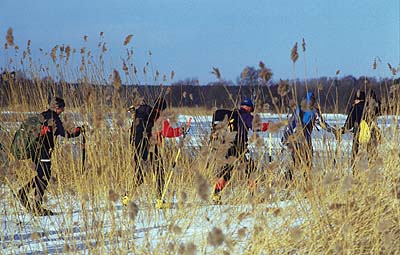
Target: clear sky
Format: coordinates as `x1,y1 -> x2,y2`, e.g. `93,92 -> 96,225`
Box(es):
1,0 -> 399,84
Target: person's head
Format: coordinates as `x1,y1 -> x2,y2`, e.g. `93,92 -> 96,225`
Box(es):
49,97 -> 65,115
305,92 -> 316,107
240,97 -> 254,113
354,90 -> 366,104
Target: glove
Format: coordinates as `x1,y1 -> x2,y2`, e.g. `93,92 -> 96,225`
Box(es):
75,127 -> 82,136
261,122 -> 269,132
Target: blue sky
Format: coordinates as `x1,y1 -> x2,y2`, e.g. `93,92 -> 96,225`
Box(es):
1,0 -> 399,84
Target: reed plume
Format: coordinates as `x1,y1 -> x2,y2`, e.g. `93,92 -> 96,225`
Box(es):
124,34 -> 133,46
212,67 -> 221,79
6,27 -> 14,46
291,42 -> 298,63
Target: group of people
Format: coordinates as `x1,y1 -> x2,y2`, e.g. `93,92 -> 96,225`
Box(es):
13,88 -> 381,214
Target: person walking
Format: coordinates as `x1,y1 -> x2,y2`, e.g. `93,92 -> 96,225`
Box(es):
129,97 -> 190,209
339,89 -> 381,173
281,92 -> 335,183
212,98 -> 269,204
17,97 -> 82,216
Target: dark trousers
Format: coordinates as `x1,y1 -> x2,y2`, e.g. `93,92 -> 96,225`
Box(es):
20,159 -> 51,207
351,133 -> 379,174
214,146 -> 252,194
134,144 -> 164,198
285,141 -> 313,182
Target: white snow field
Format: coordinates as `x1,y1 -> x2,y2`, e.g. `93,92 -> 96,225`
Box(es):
1,112 -> 398,254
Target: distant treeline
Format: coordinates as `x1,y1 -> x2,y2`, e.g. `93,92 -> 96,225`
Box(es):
1,73 -> 399,114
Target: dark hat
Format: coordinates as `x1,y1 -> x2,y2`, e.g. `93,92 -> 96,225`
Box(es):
153,97 -> 167,111
49,97 -> 65,110
354,90 -> 366,101
240,97 -> 254,108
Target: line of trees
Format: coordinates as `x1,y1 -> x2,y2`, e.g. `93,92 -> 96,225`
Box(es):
1,71 -> 399,114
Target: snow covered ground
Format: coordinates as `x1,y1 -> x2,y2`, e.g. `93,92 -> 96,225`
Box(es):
1,112 -> 399,254
1,186 -> 304,254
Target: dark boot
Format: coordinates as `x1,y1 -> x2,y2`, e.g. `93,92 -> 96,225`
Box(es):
30,200 -> 54,216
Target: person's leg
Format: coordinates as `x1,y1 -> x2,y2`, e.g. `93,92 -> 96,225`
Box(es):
214,147 -> 236,194
351,136 -> 359,174
153,146 -> 165,199
17,159 -> 38,209
32,160 -> 51,210
133,141 -> 149,188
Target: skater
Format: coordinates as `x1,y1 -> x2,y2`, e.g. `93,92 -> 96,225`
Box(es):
129,97 -> 190,209
212,98 -> 270,204
281,92 -> 335,182
17,97 -> 82,216
339,89 -> 381,173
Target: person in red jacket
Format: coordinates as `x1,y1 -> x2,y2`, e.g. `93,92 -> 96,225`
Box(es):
129,97 -> 189,208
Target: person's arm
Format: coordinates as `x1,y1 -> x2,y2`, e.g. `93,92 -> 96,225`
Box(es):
342,106 -> 356,133
261,122 -> 269,131
53,116 -> 81,138
315,108 -> 335,133
161,119 -> 182,138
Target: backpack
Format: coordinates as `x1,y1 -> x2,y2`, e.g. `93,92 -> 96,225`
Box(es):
10,114 -> 45,160
358,120 -> 371,144
130,104 -> 153,145
211,109 -> 239,133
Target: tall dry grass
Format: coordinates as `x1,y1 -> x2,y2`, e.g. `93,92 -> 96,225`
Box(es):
0,29 -> 400,254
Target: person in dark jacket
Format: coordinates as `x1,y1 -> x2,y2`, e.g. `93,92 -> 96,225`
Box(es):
282,92 -> 335,182
17,97 -> 82,216
130,97 -> 189,209
340,89 -> 381,173
212,98 -> 269,203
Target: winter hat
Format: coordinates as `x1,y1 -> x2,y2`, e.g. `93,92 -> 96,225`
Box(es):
354,90 -> 366,101
153,97 -> 167,111
49,97 -> 65,110
240,97 -> 254,108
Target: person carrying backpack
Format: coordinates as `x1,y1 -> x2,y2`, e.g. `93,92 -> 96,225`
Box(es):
212,98 -> 270,204
16,97 -> 82,216
281,92 -> 335,182
338,89 -> 381,173
129,97 -> 190,209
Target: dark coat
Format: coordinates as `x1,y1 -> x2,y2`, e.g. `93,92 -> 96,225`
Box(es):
34,109 -> 80,161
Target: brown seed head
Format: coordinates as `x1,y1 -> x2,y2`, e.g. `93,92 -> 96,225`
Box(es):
50,45 -> 58,63
124,34 -> 133,46
6,27 -> 14,46
302,38 -> 306,52
195,173 -> 210,201
259,67 -> 273,82
108,189 -> 119,202
113,69 -> 122,90
207,227 -> 225,247
129,201 -> 139,221
278,79 -> 290,96
241,67 -> 249,80
291,42 -> 299,63
102,43 -> 107,53
237,227 -> 247,239
290,226 -> 303,242
212,67 -> 221,79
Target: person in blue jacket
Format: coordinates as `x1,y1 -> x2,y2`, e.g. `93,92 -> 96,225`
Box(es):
282,92 -> 334,182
